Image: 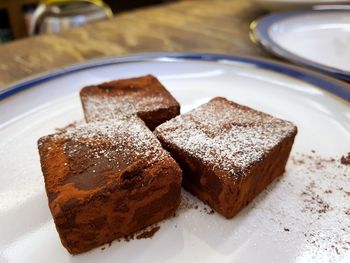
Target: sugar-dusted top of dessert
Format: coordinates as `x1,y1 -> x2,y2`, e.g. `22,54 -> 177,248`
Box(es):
80,75 -> 179,122
155,97 -> 297,177
55,116 -> 167,163
38,116 -> 172,206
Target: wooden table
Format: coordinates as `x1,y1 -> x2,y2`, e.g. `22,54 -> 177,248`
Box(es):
0,0 -> 271,89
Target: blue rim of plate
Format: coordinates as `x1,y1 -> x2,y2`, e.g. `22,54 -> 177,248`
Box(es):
0,52 -> 349,103
251,9 -> 350,81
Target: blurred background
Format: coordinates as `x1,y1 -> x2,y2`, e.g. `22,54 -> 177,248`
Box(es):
0,0 -> 187,43
1,0 -> 349,85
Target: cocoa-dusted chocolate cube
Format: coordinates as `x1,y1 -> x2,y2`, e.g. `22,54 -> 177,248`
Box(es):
80,75 -> 180,130
154,97 -> 297,219
38,117 -> 182,254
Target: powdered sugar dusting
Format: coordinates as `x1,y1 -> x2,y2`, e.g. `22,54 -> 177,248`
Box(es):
155,97 -> 297,176
83,94 -> 173,122
41,116 -> 168,168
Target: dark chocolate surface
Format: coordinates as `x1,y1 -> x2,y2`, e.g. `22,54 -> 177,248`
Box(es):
38,116 -> 182,254
155,97 -> 297,218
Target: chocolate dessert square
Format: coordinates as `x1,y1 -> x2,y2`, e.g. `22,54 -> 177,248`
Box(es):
80,75 -> 180,130
154,97 -> 297,219
38,117 -> 182,254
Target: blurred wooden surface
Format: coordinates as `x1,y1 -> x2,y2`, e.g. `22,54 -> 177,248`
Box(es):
0,0 -> 271,88
0,0 -> 40,39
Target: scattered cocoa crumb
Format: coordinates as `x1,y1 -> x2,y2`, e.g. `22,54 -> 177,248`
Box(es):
136,226 -> 160,240
331,245 -> 341,255
123,232 -> 138,242
123,233 -> 135,242
284,228 -> 290,232
200,207 -> 215,215
317,203 -> 330,214
179,195 -> 198,211
55,120 -> 83,132
301,181 -> 331,216
292,158 -> 305,165
100,241 -> 112,251
179,194 -> 214,215
340,153 -> 350,165
292,153 -> 336,167
114,224 -> 163,243
289,152 -> 350,256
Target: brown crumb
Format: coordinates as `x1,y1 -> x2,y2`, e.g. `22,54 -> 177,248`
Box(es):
317,203 -> 330,214
55,121 -> 83,132
124,233 -> 135,242
335,246 -> 340,255
101,247 -> 105,251
201,207 -> 214,215
301,182 -> 331,215
179,195 -> 198,211
284,228 -> 290,232
340,153 -> 350,165
292,152 -> 350,256
136,226 -> 160,240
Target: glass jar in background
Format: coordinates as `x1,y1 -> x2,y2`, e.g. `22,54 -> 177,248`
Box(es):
29,0 -> 112,35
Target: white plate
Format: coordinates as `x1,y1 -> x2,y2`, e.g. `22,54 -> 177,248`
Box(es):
1,54 -> 350,263
251,9 -> 350,81
253,0 -> 350,11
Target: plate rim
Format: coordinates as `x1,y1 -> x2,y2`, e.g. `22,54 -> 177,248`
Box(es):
253,0 -> 350,4
0,52 -> 349,104
1,53 -> 350,263
250,9 -> 350,81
